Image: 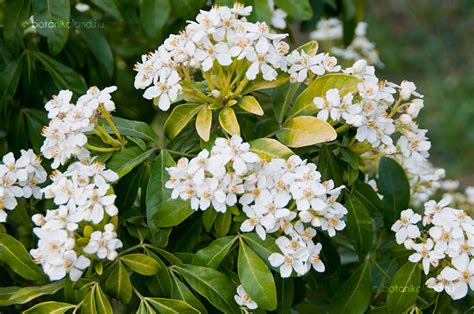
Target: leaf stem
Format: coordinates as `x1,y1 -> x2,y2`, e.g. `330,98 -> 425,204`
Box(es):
370,256 -> 391,281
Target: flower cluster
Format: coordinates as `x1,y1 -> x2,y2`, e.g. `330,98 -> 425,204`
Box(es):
309,59 -> 444,204
166,136 -> 348,278
392,198 -> 474,300
0,150 -> 47,222
310,18 -> 383,66
30,160 -> 122,281
134,4 -> 342,110
41,86 -> 117,168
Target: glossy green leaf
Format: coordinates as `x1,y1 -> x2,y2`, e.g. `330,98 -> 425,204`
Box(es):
0,281 -> 64,306
192,236 -> 237,268
277,116 -> 337,148
140,0 -> 171,38
218,107 -> 240,135
94,284 -> 113,314
105,261 -> 132,304
345,196 -> 373,256
243,75 -> 289,94
147,297 -> 200,313
276,277 -> 294,314
153,198 -> 195,228
121,253 -> 161,276
112,117 -> 160,144
145,249 -> 172,297
170,274 -> 208,313
24,301 -> 75,314
174,264 -> 239,313
287,74 -> 360,119
353,181 -> 383,216
0,56 -> 24,100
318,144 -> 344,186
195,106 -> 212,141
32,0 -> 70,54
238,240 -> 277,311
272,82 -> 301,124
378,157 -> 410,227
249,138 -> 293,161
0,233 -> 44,281
3,0 -> 31,53
329,256 -> 372,314
107,147 -> 156,178
241,233 -> 280,268
34,52 -> 87,94
386,262 -> 421,313
214,210 -> 232,237
79,27 -> 114,77
275,0 -> 312,20
238,95 -> 264,116
146,150 -> 175,234
165,104 -> 202,139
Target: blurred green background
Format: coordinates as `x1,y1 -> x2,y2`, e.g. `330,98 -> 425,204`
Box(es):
366,0 -> 474,182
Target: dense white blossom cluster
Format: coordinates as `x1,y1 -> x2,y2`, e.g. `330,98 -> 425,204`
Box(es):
166,136 -> 348,278
30,160 -> 122,281
41,86 -> 117,168
0,150 -> 46,222
134,4 -> 341,110
392,198 -> 474,300
309,59 -> 444,204
310,18 -> 383,66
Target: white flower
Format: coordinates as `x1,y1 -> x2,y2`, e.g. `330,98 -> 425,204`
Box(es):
307,242 -> 325,272
399,80 -> 421,100
44,90 -> 73,119
143,70 -> 182,111
234,285 -> 258,310
439,254 -> 474,300
269,236 -> 309,277
83,224 -> 123,260
408,239 -> 442,274
391,209 -> 421,245
313,88 -> 343,121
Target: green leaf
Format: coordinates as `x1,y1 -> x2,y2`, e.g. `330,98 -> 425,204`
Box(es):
3,0 -> 30,53
276,277 -> 293,314
249,138 -> 293,161
238,240 -> 277,311
243,74 -> 289,94
353,181 -> 383,216
90,0 -> 122,20
0,281 -> 64,306
0,233 -> 44,281
34,52 -> 86,94
94,284 -> 113,314
165,104 -> 202,139
32,0 -> 70,54
378,157 -> 410,227
277,116 -> 337,148
287,73 -> 360,119
214,210 -> 232,237
272,82 -> 301,124
238,95 -> 264,116
345,196 -> 373,256
146,150 -> 175,234
318,144 -> 344,186
107,147 -> 156,178
147,297 -> 200,313
0,56 -> 24,100
275,0 -> 312,20
145,249 -> 172,297
78,27 -> 114,77
174,264 -> 239,313
241,233 -> 279,268
121,253 -> 161,276
82,289 -> 97,314
202,208 -> 217,232
112,117 -> 160,144
105,261 -> 132,304
170,274 -> 208,314
24,301 -> 75,314
140,0 -> 171,38
195,106 -> 212,141
329,256 -> 372,314
296,40 -> 319,56
153,198 -> 194,228
22,108 -> 49,152
386,262 -> 421,313
218,107 -> 240,135
192,236 -> 237,268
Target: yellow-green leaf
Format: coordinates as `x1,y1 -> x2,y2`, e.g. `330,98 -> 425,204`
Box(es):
297,40 -> 319,56
121,253 -> 161,276
105,261 -> 132,304
249,138 -> 294,160
218,107 -> 240,135
195,106 -> 212,141
287,73 -> 360,119
146,297 -> 200,313
23,301 -> 75,314
277,116 -> 337,147
238,95 -> 264,116
164,104 -> 202,139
